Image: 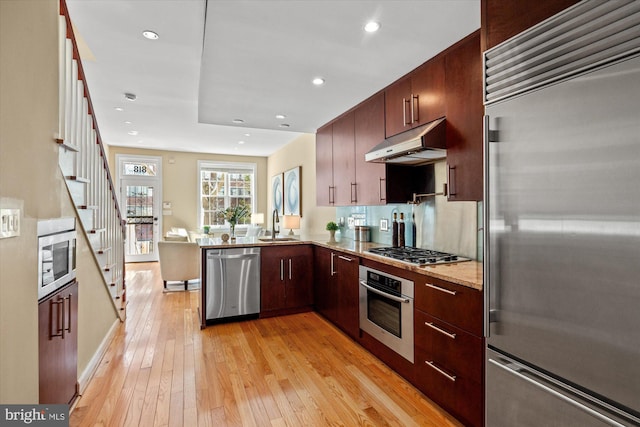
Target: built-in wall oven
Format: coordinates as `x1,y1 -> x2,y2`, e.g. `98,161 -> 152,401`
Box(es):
38,217 -> 76,300
359,265 -> 414,363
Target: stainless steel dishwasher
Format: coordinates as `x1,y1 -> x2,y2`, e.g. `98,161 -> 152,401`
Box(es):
205,247 -> 260,321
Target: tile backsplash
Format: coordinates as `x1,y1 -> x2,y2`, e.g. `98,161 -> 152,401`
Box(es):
336,161 -> 480,260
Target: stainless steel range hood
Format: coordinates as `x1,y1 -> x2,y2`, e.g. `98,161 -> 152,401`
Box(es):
365,117 -> 446,165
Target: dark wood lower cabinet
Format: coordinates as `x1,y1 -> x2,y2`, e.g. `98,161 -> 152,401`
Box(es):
261,245 -> 313,317
414,309 -> 484,426
313,246 -> 359,339
415,351 -> 484,427
38,280 -> 78,405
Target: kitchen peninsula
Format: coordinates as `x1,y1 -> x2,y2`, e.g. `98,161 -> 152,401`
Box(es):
198,234 -> 484,426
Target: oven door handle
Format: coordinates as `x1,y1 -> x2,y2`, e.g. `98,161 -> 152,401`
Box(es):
359,281 -> 411,304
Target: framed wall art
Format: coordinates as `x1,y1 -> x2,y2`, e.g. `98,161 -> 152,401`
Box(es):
271,173 -> 284,216
284,166 -> 301,216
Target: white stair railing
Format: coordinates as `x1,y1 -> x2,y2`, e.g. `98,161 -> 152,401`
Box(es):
56,3 -> 126,320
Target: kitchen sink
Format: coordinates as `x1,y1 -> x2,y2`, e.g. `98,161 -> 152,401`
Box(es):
258,237 -> 297,242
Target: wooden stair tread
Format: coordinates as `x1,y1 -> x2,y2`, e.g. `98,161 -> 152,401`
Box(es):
55,138 -> 80,152
65,176 -> 91,183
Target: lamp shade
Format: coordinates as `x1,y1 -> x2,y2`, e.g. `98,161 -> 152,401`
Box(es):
251,213 -> 265,225
283,215 -> 300,235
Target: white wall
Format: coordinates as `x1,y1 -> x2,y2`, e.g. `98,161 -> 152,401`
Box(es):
107,146 -> 269,235
267,133 -> 336,235
0,0 -> 118,403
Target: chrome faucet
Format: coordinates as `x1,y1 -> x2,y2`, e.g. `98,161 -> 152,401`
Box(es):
272,209 -> 280,240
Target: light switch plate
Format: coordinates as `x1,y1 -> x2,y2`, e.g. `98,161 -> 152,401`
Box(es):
380,218 -> 389,231
1,208 -> 20,238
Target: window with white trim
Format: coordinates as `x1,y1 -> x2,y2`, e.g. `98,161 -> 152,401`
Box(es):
198,161 -> 256,228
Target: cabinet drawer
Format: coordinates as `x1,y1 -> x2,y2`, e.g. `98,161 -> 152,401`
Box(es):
415,354 -> 483,427
415,310 -> 483,384
414,276 -> 482,336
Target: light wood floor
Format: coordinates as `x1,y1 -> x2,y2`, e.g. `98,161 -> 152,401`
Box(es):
70,262 -> 462,427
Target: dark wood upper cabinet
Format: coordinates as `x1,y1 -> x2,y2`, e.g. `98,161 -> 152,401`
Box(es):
331,112 -> 356,206
412,56 -> 446,125
444,30 -> 483,202
354,93 -> 386,206
384,76 -> 413,138
315,124 -> 333,206
481,0 -> 580,51
385,56 -> 445,138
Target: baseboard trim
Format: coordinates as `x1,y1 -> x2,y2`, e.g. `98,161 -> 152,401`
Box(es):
77,319 -> 120,395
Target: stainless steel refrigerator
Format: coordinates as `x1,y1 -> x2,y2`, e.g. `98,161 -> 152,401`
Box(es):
484,2 -> 640,426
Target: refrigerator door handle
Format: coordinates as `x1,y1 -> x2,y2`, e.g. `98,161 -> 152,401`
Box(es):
488,358 -> 629,427
483,114 -> 492,337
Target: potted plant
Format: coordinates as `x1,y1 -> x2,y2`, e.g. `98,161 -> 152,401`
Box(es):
326,221 -> 339,242
217,205 -> 251,239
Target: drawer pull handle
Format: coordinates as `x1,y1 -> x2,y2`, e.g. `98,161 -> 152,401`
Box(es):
424,282 -> 457,296
425,322 -> 456,339
426,361 -> 456,382
338,255 -> 353,262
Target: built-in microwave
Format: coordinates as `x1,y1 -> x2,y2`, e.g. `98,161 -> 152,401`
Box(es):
37,217 -> 76,300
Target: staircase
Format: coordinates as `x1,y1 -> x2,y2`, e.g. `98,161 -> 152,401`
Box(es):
56,1 -> 126,320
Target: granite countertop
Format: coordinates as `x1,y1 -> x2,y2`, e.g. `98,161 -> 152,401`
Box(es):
197,234 -> 483,291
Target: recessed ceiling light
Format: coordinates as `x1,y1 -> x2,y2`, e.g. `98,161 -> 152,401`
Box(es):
279,123 -> 290,128
312,77 -> 325,86
114,107 -> 124,112
238,140 -> 245,145
124,93 -> 137,102
124,121 -> 132,125
128,130 -> 139,136
244,133 -> 251,137
232,119 -> 244,124
364,21 -> 381,33
142,30 -> 159,40
275,114 -> 286,119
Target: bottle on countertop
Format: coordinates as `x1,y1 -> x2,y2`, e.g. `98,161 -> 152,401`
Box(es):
399,213 -> 405,247
411,212 -> 417,248
392,212 -> 399,247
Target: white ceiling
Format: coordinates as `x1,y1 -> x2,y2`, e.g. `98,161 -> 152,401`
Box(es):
66,0 -> 480,157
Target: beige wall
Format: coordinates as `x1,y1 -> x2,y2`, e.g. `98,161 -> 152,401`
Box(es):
0,0 -> 118,403
267,134 -> 335,235
106,146 -> 269,235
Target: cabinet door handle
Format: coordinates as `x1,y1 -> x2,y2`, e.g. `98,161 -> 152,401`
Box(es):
411,93 -> 419,123
447,165 -> 457,197
379,177 -> 386,202
289,259 -> 292,280
350,182 -> 357,203
49,298 -> 64,339
402,98 -> 411,126
280,259 -> 284,281
330,253 -> 336,276
338,255 -> 353,262
65,294 -> 72,333
425,361 -> 456,382
424,282 -> 457,295
425,322 -> 456,339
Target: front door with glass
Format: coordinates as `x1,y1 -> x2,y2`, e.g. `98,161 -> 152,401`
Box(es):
117,156 -> 162,262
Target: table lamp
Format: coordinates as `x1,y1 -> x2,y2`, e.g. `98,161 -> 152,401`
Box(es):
282,215 -> 300,235
251,213 -> 264,225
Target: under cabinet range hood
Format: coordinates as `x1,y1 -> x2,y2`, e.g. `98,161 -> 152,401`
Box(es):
365,117 -> 446,165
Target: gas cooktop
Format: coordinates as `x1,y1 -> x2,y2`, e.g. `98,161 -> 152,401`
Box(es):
367,246 -> 469,266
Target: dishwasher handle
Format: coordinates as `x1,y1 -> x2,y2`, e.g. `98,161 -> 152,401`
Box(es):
208,253 -> 258,260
